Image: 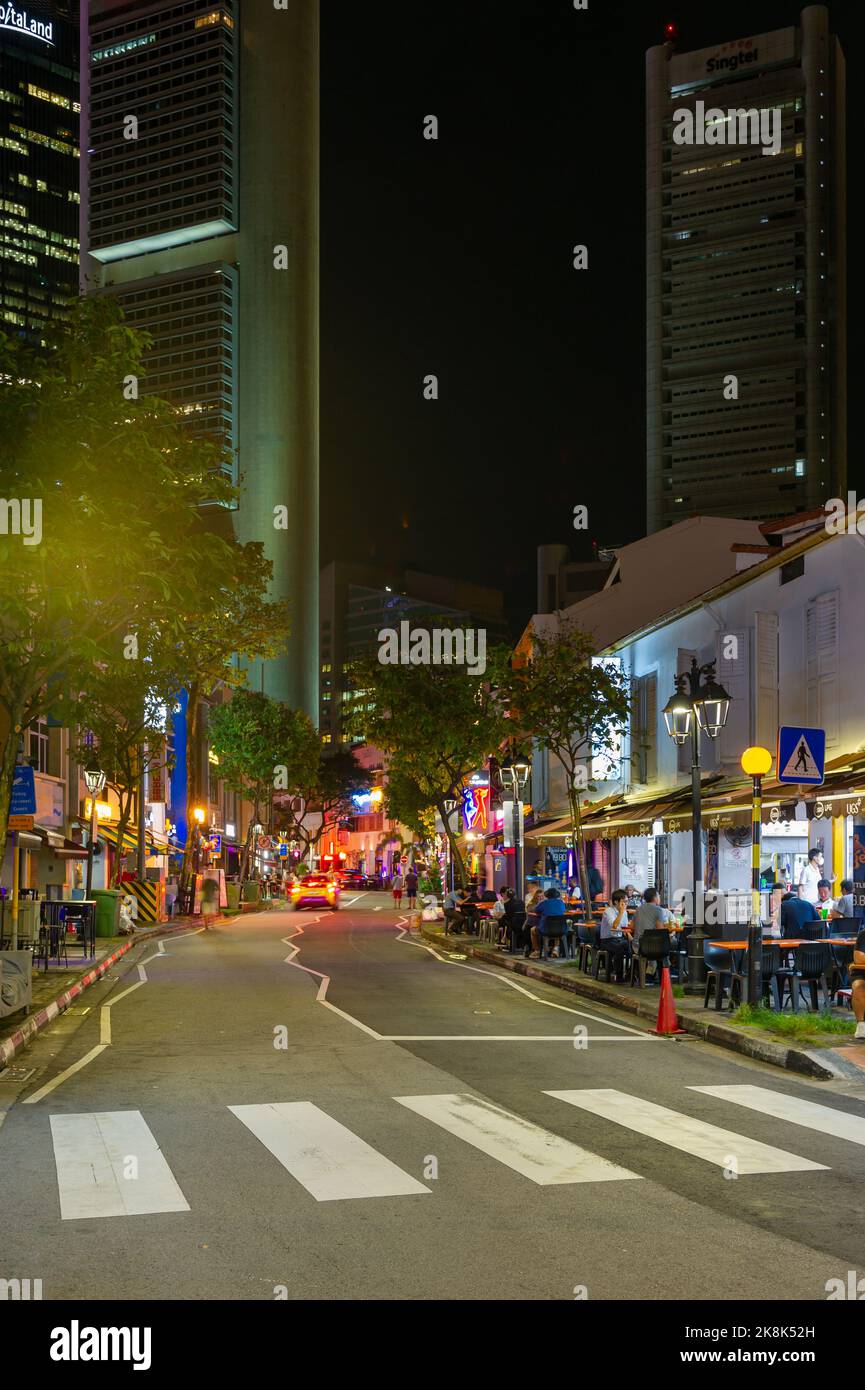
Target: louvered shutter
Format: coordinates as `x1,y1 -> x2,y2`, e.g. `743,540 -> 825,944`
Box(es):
754,613 -> 779,751
805,591 -> 840,746
644,672 -> 658,783
716,629 -> 750,765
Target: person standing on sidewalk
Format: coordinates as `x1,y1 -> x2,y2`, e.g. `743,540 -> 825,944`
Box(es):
392,870 -> 405,909
849,926 -> 865,1041
405,868 -> 418,910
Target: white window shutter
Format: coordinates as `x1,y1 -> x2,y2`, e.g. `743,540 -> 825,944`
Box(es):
805,591 -> 840,746
754,613 -> 779,751
676,649 -> 697,775
645,672 -> 658,783
716,629 -> 750,765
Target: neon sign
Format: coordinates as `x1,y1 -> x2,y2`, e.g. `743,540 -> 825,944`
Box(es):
0,5 -> 55,45
461,784 -> 490,833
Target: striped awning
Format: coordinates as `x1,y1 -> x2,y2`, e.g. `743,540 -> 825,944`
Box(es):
98,822 -> 171,855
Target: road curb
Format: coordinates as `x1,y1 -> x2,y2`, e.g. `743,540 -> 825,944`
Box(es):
417,924 -> 836,1081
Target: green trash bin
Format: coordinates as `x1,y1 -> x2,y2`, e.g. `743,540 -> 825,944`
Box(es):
92,888 -> 123,938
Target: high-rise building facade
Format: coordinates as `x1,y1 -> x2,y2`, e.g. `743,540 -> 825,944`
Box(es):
646,5 -> 846,531
84,0 -> 319,718
0,0 -> 79,346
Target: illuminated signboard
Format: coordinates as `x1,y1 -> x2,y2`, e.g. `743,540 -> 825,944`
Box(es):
461,783 -> 490,833
0,5 -> 55,46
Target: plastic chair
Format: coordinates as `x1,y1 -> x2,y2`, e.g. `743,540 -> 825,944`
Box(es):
630,929 -> 671,988
777,942 -> 832,1012
703,942 -> 734,1010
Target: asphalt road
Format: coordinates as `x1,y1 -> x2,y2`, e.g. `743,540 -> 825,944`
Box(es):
2,892 -> 865,1301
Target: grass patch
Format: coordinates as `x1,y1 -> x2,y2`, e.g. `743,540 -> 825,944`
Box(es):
731,1003 -> 854,1040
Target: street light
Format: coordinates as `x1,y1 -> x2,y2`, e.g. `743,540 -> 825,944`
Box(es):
500,753 -> 532,902
84,766 -> 106,898
741,745 -> 773,1005
662,658 -> 731,991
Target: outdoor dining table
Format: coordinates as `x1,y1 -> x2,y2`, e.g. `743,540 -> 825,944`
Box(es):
39,900 -> 97,959
707,938 -> 854,1007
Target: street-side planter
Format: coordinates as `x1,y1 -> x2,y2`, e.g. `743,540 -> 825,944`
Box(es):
241,881 -> 261,906
226,882 -> 241,912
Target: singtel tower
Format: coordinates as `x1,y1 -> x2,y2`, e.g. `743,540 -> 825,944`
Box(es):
646,5 -> 846,531
83,0 -> 319,717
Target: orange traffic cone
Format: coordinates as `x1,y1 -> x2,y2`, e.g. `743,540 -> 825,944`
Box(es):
653,966 -> 686,1035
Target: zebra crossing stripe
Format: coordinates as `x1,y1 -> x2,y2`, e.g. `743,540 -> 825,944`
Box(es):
691,1084 -> 865,1147
50,1112 -> 191,1220
394,1092 -> 641,1185
229,1102 -> 431,1201
545,1089 -> 828,1174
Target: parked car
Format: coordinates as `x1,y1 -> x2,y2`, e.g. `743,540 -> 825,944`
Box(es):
362,874 -> 384,890
290,874 -> 340,911
338,869 -> 365,890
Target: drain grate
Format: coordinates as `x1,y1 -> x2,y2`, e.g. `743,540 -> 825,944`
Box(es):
0,1067 -> 36,1083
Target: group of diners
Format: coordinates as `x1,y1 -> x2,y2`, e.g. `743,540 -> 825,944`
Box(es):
441,878 -> 686,984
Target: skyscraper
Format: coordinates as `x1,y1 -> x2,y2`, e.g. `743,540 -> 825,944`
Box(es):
0,0 -> 79,346
83,0 -> 319,718
646,5 -> 846,531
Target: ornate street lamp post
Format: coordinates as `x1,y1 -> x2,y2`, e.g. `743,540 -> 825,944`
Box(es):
662,658 -> 731,990
84,766 -> 106,899
499,753 -> 532,901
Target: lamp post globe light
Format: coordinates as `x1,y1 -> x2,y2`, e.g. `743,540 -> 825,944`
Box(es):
84,766 -> 106,898
741,745 -> 774,1005
499,752 -> 531,901
662,658 -> 731,992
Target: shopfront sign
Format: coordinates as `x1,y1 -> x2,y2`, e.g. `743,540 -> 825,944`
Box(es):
461,783 -> 490,833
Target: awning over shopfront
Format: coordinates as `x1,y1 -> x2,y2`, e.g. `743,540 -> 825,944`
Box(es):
14,826 -> 89,858
97,822 -> 172,856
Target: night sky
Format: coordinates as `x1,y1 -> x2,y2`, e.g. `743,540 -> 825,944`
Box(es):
321,1 -> 856,633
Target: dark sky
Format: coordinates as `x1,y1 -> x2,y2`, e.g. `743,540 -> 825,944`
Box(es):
321,1 -> 856,632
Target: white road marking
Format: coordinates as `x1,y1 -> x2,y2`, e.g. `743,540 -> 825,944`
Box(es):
383,1034 -> 659,1041
393,922 -> 647,1035
229,1101 -> 430,1202
692,1084 -> 865,1148
24,928 -> 205,1102
547,1089 -> 828,1174
50,1111 -> 190,1220
395,1092 -> 641,1185
23,1046 -> 109,1104
282,925 -> 383,1038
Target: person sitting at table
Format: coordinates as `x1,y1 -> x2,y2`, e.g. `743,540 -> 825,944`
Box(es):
631,887 -> 669,955
598,889 -> 630,981
525,886 -> 545,915
442,886 -> 465,934
779,891 -> 820,937
501,887 -> 526,952
529,887 -> 568,959
816,878 -> 835,918
830,879 -> 857,923
489,889 -> 507,943
849,925 -> 865,1041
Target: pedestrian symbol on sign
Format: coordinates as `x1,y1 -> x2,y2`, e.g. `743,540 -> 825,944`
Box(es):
776,726 -> 826,786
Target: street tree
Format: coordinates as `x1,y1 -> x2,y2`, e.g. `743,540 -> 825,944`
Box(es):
71,644 -> 177,886
207,690 -> 320,882
502,625 -> 630,907
274,746 -> 369,867
347,639 -> 510,886
0,298 -> 285,876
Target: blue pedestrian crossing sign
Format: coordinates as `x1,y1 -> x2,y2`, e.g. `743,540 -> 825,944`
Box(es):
777,726 -> 826,785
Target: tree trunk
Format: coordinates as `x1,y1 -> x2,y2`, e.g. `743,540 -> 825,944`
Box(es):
0,717 -> 23,877
436,800 -> 466,887
112,789 -> 135,888
239,798 -> 259,884
180,684 -> 201,890
567,782 -> 592,911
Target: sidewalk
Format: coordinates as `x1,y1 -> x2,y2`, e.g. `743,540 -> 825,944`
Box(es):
415,919 -> 865,1084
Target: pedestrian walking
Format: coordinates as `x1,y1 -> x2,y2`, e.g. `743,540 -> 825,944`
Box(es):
405,868 -> 418,909
392,870 -> 405,908
201,875 -> 220,930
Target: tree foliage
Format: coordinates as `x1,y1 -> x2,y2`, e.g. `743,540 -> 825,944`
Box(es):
501,625 -> 630,905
